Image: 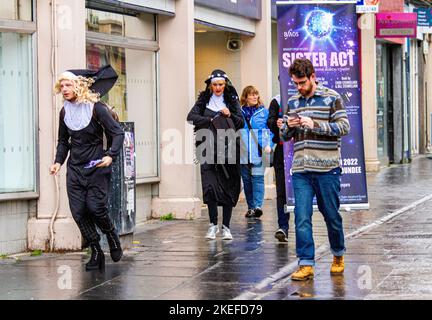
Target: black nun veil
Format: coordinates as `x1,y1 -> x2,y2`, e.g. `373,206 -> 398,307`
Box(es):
68,65 -> 118,97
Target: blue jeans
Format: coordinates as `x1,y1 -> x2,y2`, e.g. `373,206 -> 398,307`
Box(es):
292,168 -> 345,266
241,163 -> 265,210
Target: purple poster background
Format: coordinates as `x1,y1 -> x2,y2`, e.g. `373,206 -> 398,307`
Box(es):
277,1 -> 369,209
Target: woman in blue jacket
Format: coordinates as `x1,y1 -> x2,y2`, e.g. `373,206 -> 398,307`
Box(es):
239,86 -> 274,219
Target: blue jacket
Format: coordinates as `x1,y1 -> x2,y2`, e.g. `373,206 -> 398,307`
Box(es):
240,105 -> 274,165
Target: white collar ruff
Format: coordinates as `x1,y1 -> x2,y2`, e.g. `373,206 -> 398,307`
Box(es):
63,100 -> 95,131
206,94 -> 226,112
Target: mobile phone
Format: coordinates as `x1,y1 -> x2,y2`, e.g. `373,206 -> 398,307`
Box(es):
84,159 -> 103,169
287,111 -> 300,119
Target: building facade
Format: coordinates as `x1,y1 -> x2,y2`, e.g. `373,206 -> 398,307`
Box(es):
0,0 -> 273,254
362,0 -> 432,170
2,0 -> 432,254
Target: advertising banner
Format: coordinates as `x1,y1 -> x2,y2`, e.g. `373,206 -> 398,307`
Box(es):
108,122 -> 136,236
276,1 -> 369,210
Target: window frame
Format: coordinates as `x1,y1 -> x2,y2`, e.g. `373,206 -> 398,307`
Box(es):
0,0 -> 38,201
85,11 -> 160,183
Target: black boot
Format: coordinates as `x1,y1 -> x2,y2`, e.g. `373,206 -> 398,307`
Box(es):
85,242 -> 105,271
106,230 -> 123,262
94,214 -> 123,262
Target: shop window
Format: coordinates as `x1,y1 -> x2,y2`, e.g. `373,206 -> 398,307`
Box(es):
86,9 -> 158,179
0,32 -> 35,193
86,9 -> 156,41
0,0 -> 33,21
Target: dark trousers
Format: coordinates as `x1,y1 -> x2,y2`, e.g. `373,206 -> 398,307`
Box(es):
66,165 -> 115,246
207,202 -> 233,228
273,144 -> 290,232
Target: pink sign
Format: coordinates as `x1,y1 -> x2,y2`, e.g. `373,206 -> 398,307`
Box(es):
376,12 -> 417,38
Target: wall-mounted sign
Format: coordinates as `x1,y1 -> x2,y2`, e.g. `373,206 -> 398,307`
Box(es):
356,0 -> 379,14
376,12 -> 417,38
414,8 -> 432,34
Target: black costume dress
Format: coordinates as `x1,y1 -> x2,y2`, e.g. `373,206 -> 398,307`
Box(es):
187,91 -> 244,207
55,102 -> 124,245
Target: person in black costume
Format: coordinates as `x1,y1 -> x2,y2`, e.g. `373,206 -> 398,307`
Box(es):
50,65 -> 125,271
187,69 -> 244,241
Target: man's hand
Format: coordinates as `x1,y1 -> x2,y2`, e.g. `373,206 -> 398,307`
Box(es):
300,116 -> 315,129
220,107 -> 231,118
288,116 -> 301,128
96,156 -> 113,168
50,163 -> 61,176
276,118 -> 284,129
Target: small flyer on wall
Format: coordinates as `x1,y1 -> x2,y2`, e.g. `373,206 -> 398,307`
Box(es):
356,0 -> 379,14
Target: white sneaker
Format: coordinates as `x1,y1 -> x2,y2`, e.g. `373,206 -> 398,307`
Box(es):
222,225 -> 233,240
205,224 -> 219,240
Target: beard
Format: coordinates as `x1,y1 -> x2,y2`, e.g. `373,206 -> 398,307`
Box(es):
298,83 -> 313,97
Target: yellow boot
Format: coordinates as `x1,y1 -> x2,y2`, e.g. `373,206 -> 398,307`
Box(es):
330,256 -> 345,274
291,266 -> 314,281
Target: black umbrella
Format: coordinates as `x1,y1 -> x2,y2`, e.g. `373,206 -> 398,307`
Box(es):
67,65 -> 118,97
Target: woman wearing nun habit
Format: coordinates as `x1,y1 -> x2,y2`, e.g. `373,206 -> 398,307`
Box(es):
50,65 -> 125,271
187,69 -> 244,241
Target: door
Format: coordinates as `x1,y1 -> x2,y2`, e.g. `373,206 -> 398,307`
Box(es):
376,44 -> 390,165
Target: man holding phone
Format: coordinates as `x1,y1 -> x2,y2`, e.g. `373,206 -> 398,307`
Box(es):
286,112 -> 299,122
282,58 -> 350,281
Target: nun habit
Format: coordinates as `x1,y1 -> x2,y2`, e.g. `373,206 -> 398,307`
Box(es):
187,70 -> 244,228
54,65 -> 125,270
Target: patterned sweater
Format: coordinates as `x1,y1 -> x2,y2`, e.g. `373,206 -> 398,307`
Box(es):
282,85 -> 350,173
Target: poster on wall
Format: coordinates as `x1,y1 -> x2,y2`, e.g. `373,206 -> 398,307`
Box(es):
415,8 -> 432,34
276,1 -> 369,211
122,125 -> 136,231
86,43 -> 128,121
107,122 -> 136,236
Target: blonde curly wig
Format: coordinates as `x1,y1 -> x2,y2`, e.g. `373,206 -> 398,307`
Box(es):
54,72 -> 100,104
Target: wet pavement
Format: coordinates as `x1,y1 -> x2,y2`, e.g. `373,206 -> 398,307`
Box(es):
2,156 -> 432,300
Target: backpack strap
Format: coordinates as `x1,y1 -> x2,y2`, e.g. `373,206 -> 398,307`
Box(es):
272,94 -> 283,117
273,94 -> 281,107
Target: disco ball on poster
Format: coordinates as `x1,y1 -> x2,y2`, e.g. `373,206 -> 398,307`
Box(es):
305,10 -> 333,39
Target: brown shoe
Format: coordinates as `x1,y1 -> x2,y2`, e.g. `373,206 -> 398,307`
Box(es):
330,256 -> 345,274
291,266 -> 314,281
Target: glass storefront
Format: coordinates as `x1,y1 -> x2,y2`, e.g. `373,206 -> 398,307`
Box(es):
0,0 -> 35,194
86,9 -> 156,41
86,9 -> 159,179
0,0 -> 32,21
376,44 -> 389,165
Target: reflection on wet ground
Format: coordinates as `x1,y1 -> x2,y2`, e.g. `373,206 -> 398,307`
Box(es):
2,156 -> 432,299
